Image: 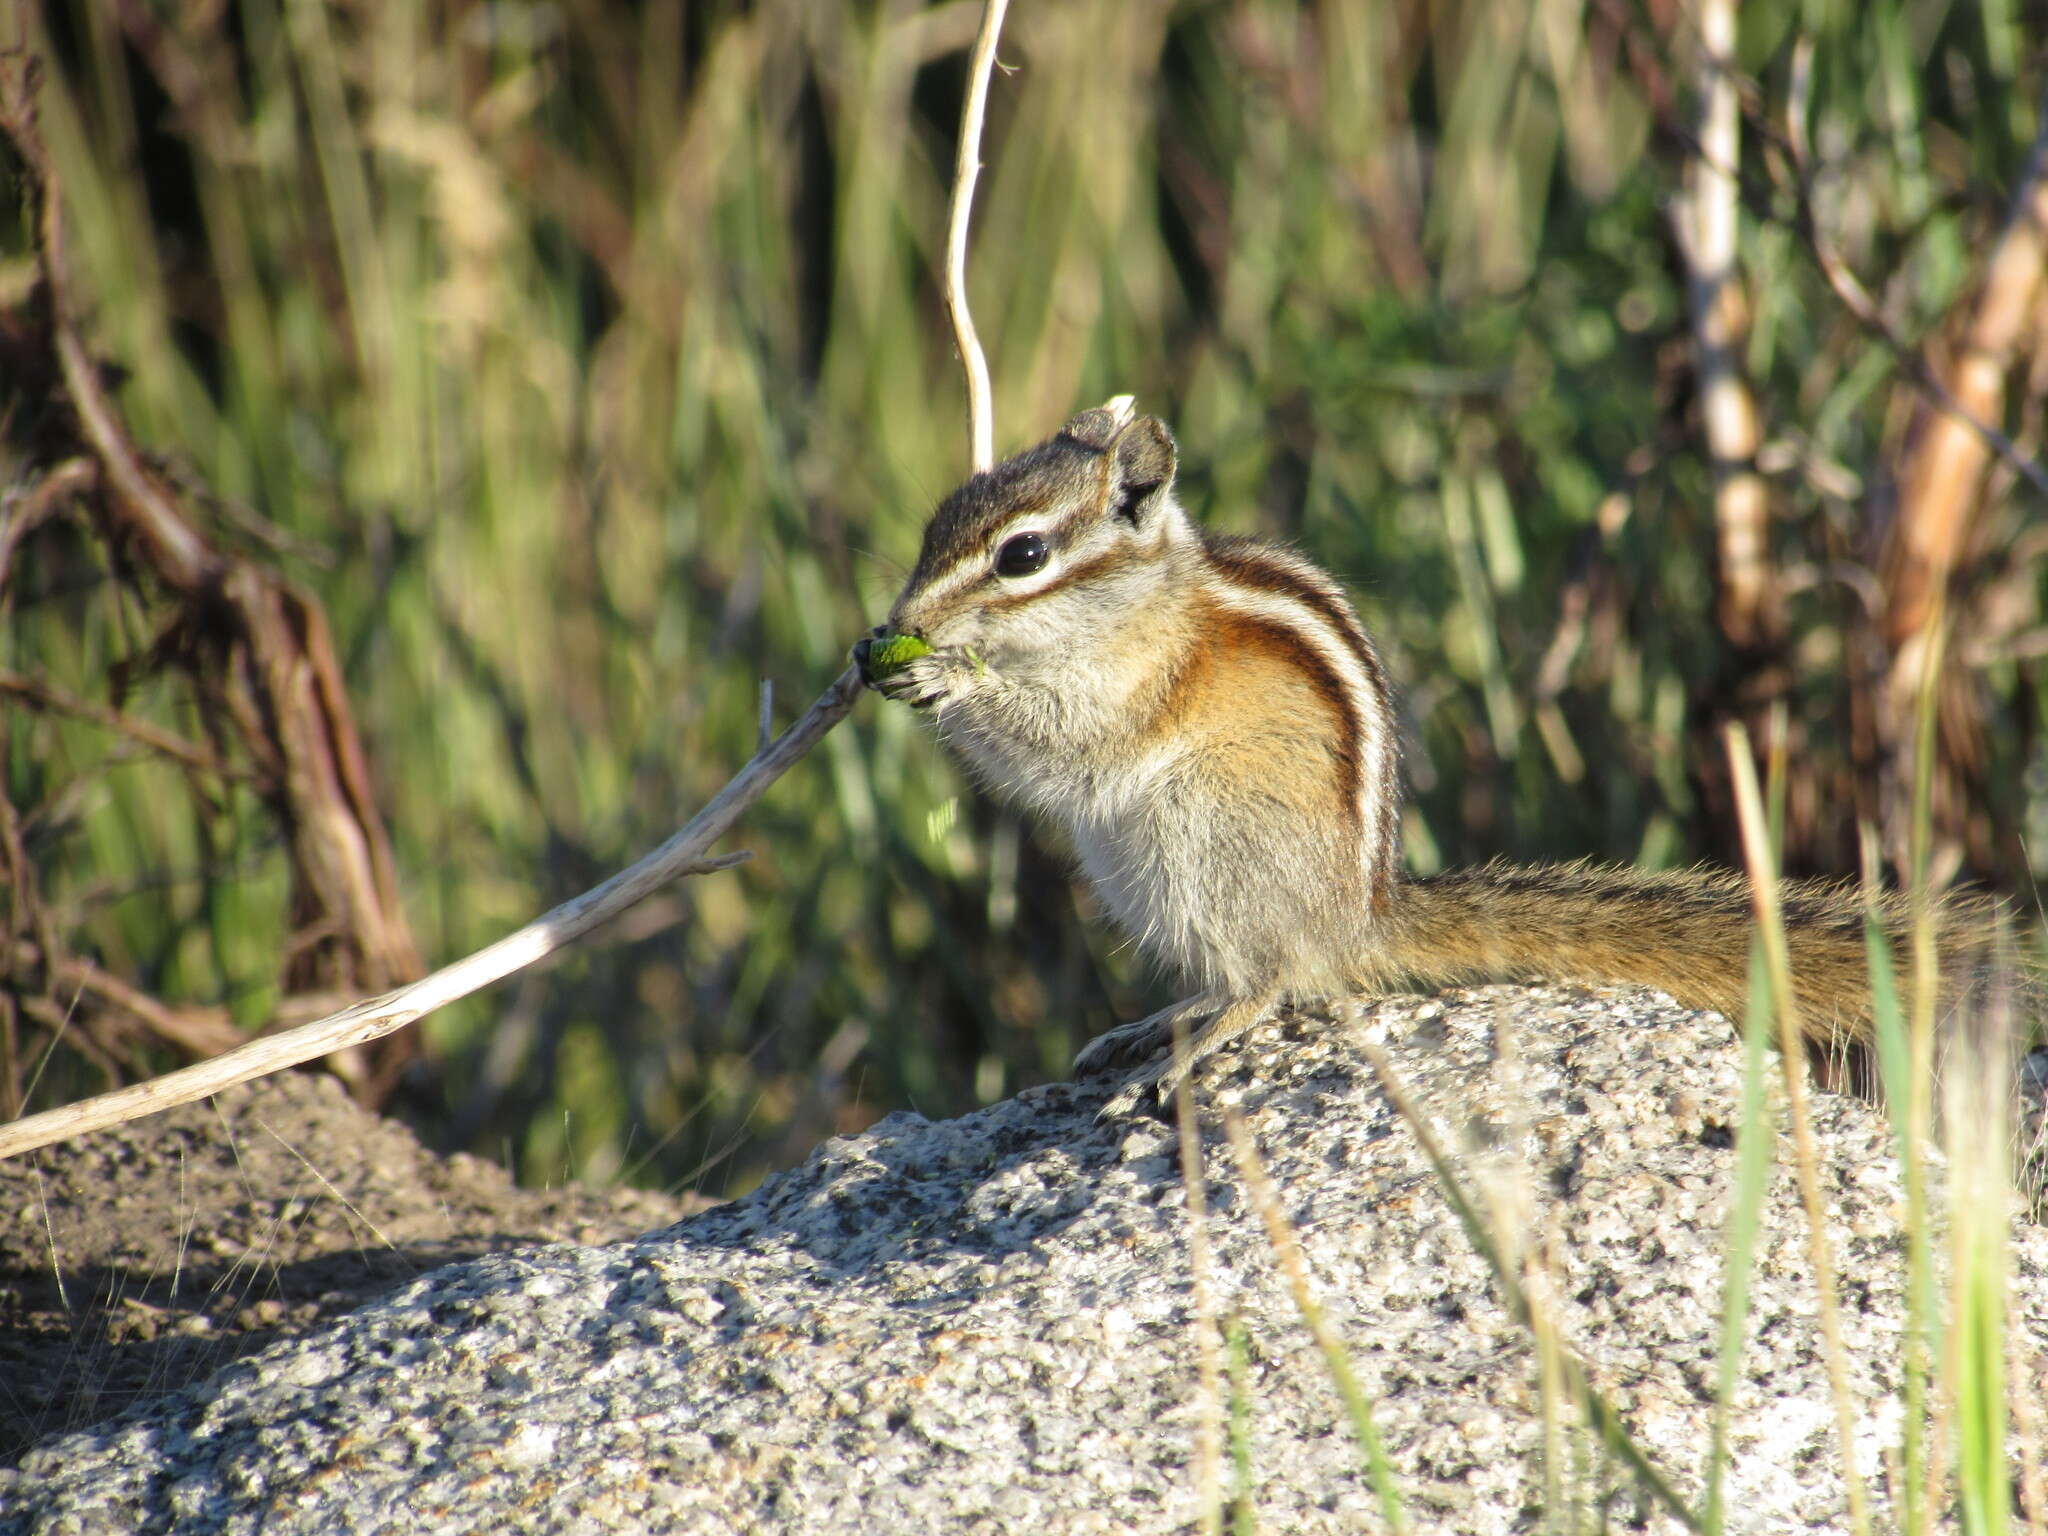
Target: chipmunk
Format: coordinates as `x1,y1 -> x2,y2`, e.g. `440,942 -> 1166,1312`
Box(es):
854,398 -> 2000,1103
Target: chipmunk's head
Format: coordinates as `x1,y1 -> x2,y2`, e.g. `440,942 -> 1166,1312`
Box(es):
857,397 -> 1196,683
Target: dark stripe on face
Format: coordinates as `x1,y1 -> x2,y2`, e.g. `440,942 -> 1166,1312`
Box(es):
903,437 -> 1104,596
976,543 -> 1129,615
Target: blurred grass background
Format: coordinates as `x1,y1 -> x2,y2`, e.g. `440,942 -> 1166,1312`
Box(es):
2,0 -> 2044,1196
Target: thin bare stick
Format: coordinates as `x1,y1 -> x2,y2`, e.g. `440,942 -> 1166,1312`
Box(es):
0,457 -> 95,589
9,944 -> 244,1058
1587,1 -> 2048,502
0,0 -> 1017,1158
944,0 -> 1011,473
0,667 -> 863,1160
4,59 -> 421,998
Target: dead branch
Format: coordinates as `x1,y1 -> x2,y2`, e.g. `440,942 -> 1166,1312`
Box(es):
1783,54 -> 2048,873
8,944 -> 245,1059
0,457 -> 93,588
1782,46 -> 2048,511
0,667 -> 862,1160
0,58 -> 423,1024
1592,0 -> 2048,504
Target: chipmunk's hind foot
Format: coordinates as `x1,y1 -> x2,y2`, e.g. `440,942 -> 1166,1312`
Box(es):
1073,992 -> 1218,1079
1092,990 -> 1282,1118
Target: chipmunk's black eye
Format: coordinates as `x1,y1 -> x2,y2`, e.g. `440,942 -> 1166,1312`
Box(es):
994,532 -> 1050,578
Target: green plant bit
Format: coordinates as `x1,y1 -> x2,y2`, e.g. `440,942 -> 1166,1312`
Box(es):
866,633 -> 934,678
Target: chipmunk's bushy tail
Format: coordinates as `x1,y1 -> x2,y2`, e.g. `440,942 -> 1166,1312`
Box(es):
1375,860 -> 2006,1045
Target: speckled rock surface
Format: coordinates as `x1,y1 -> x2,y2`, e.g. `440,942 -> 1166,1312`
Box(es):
5,984 -> 2040,1534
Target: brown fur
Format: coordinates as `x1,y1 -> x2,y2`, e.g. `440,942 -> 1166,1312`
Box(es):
1381,861 -> 2000,1046
1193,606 -> 1365,836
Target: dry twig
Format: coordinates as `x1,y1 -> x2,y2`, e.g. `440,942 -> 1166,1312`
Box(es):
1859,62 -> 2048,641
1589,0 -> 2048,502
0,670 -> 860,1159
1784,45 -> 2048,512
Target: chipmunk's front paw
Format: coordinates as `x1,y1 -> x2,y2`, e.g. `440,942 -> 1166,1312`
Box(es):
880,652 -> 980,710
854,630 -> 982,712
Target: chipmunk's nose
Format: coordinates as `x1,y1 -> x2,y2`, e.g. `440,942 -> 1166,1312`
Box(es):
851,628 -> 881,682
852,624 -> 903,687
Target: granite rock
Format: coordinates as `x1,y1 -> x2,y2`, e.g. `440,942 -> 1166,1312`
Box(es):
6,984 -> 2038,1534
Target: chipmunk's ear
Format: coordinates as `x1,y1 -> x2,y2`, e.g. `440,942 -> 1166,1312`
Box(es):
1106,415 -> 1177,525
1057,394 -> 1138,451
